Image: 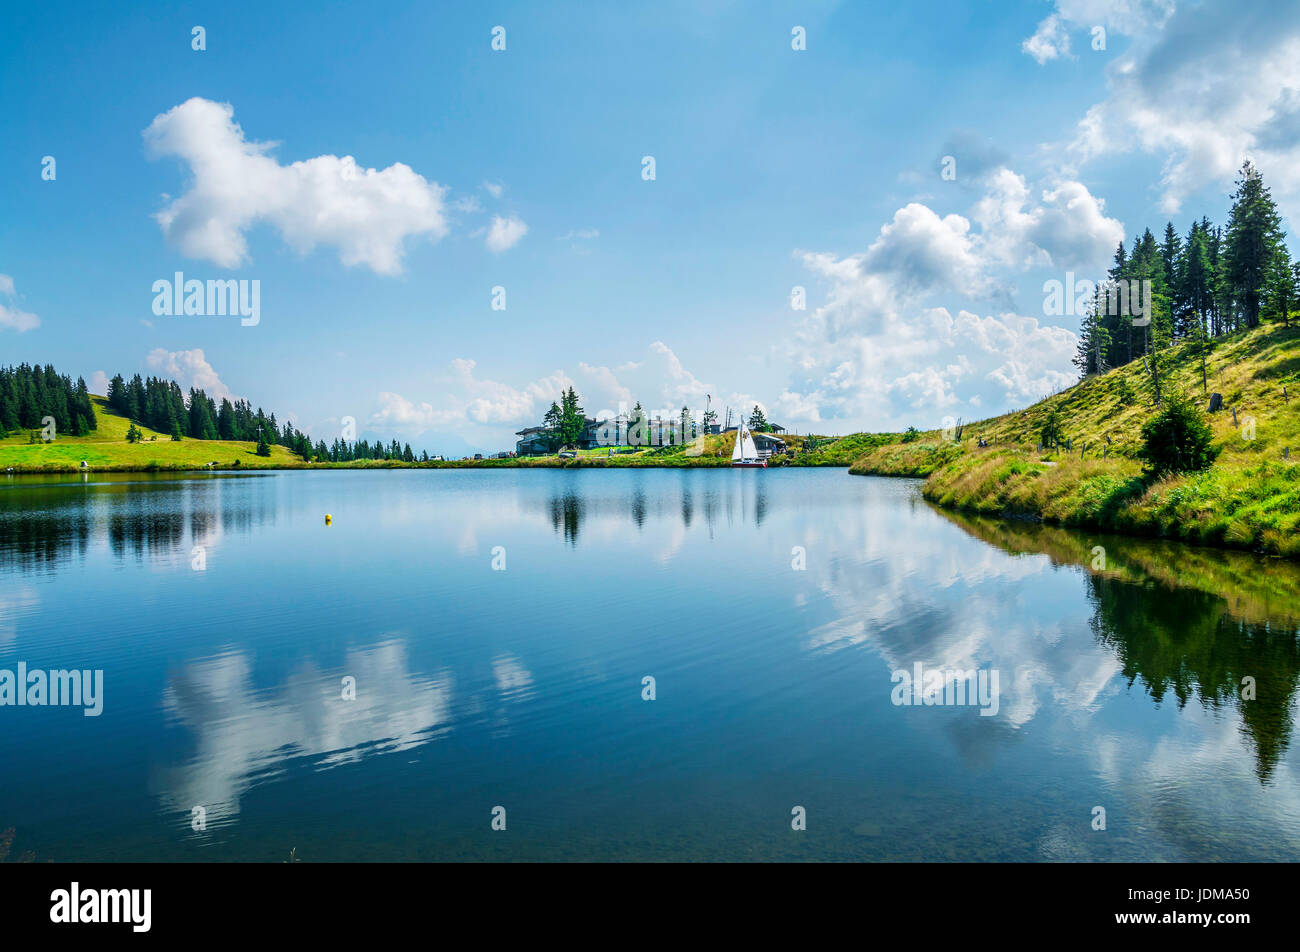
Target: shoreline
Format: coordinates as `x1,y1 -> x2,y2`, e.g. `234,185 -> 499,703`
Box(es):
849,447 -> 1300,562
2,456 -> 857,475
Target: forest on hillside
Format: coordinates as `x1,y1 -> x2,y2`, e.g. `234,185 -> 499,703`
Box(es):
102,372 -> 420,462
0,364 -> 97,438
1075,160 -> 1296,382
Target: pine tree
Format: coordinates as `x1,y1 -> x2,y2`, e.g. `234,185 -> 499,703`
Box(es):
559,386 -> 585,448
1160,222 -> 1184,332
1073,287 -> 1112,376
1264,244 -> 1297,326
1225,160 -> 1285,329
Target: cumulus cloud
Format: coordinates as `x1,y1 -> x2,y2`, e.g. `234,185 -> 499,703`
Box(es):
484,215 -> 528,253
146,348 -> 234,400
778,164 -> 1109,429
89,371 -> 111,396
0,275 -> 40,332
972,169 -> 1125,272
861,203 -> 990,298
143,98 -> 449,274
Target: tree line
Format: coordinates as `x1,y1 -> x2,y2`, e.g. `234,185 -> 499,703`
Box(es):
1075,160 -> 1296,378
104,372 -> 418,462
0,364 -> 97,438
105,372 -> 316,457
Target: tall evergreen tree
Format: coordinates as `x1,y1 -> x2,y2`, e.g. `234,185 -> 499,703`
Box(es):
1225,160 -> 1285,329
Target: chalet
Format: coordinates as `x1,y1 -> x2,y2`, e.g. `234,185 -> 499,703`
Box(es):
515,426 -> 552,456
751,433 -> 787,458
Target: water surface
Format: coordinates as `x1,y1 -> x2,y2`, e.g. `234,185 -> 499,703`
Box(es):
1,468 -> 1297,861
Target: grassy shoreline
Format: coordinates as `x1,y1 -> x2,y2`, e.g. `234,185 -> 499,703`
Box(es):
850,324 -> 1300,559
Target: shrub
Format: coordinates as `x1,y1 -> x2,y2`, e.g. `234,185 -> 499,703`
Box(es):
901,426 -> 920,443
1137,395 -> 1219,476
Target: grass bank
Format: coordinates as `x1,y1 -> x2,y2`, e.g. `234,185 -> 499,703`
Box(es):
850,324 -> 1300,558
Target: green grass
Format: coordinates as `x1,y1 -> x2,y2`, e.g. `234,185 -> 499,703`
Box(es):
0,396 -> 306,472
850,323 -> 1300,559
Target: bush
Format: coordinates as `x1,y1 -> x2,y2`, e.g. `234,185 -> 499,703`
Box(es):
1137,395 -> 1218,476
901,426 -> 920,443
125,423 -> 143,443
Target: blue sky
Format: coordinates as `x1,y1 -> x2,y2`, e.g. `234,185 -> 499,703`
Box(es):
4,0 -> 1300,454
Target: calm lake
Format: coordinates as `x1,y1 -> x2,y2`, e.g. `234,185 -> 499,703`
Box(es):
1,468 -> 1298,861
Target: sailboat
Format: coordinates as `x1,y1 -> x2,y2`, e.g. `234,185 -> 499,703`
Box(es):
731,420 -> 766,468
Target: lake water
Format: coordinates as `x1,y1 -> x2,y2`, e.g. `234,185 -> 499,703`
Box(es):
1,468 -> 1298,861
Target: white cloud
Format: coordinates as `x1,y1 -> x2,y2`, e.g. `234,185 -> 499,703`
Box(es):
483,181 -> 504,199
0,275 -> 40,332
861,203 -> 990,298
372,391 -> 460,428
143,98 -> 449,274
778,165 -> 1108,429
146,348 -> 234,400
972,169 -> 1125,272
485,215 -> 528,253
1023,1 -> 1175,65
1023,14 -> 1071,64
1055,1 -> 1300,214
89,371 -> 110,396
373,360 -> 572,432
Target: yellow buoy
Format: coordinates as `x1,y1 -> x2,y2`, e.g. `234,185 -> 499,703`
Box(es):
325,514 -> 332,524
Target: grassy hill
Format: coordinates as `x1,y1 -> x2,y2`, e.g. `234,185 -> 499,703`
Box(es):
0,396 -> 305,471
850,323 -> 1300,558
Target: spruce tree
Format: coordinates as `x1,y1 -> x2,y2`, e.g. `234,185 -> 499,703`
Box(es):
1225,160 -> 1285,329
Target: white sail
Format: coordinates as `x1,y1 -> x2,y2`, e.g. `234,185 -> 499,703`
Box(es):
733,422 -> 759,462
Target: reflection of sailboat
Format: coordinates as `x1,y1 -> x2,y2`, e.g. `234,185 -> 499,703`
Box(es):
731,421 -> 766,468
